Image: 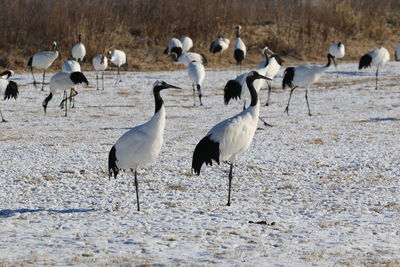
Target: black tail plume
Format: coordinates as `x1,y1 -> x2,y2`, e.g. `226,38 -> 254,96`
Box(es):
282,67 -> 295,89
4,81 -> 18,100
224,79 -> 242,105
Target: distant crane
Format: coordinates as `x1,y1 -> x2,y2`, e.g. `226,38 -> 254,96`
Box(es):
42,71 -> 88,116
163,38 -> 183,58
108,49 -> 127,84
72,34 -> 86,62
192,71 -> 269,206
233,25 -> 246,74
328,42 -> 345,73
210,36 -> 230,60
282,54 -> 335,116
180,36 -> 193,53
0,70 -> 19,122
108,81 -> 181,211
172,52 -> 207,66
92,54 -> 108,90
359,47 -> 390,90
188,61 -> 205,106
27,41 -> 59,91
62,60 -> 82,108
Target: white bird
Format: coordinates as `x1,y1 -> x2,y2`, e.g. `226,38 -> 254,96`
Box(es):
233,25 -> 246,73
180,36 -> 193,53
282,54 -> 335,116
71,34 -> 86,62
27,41 -> 59,91
0,70 -> 19,122
108,81 -> 181,211
328,42 -> 345,73
192,71 -> 270,206
163,38 -> 183,58
108,49 -> 127,83
62,60 -> 82,108
188,61 -> 205,106
173,52 -> 207,66
42,71 -> 88,116
358,47 -> 390,90
92,54 -> 108,90
210,36 -> 230,59
395,44 -> 400,61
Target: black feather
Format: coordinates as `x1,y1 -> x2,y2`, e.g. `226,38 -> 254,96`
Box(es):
271,55 -> 284,66
359,54 -> 372,70
108,145 -> 119,179
224,79 -> 242,105
200,53 -> 208,66
234,49 -> 244,64
171,47 -> 182,58
27,56 -> 33,68
0,70 -> 13,79
282,67 -> 295,89
4,81 -> 18,100
163,47 -> 169,55
210,42 -> 222,53
70,72 -> 89,85
192,135 -> 220,175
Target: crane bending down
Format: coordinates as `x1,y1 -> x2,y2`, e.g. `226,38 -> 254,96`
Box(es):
108,81 -> 181,211
192,71 -> 269,206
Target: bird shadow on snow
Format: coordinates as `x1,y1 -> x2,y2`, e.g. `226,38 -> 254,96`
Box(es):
86,105 -> 136,108
366,117 -> 400,122
327,71 -> 390,77
0,208 -> 95,218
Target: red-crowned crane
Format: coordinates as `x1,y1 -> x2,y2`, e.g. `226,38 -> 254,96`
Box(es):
72,34 -> 86,62
62,60 -> 82,108
92,54 -> 108,90
108,49 -> 127,84
192,71 -> 269,206
359,47 -> 390,90
27,41 -> 59,91
233,25 -> 246,74
42,71 -> 88,117
210,36 -> 230,60
180,36 -> 193,53
108,81 -> 181,211
282,54 -> 335,116
188,60 -> 205,106
163,38 -> 183,59
328,42 -> 345,74
0,70 -> 19,122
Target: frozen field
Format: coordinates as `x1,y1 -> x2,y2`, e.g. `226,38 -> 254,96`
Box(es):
0,62 -> 399,266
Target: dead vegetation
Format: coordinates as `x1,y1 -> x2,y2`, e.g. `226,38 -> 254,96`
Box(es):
1,0 -> 400,72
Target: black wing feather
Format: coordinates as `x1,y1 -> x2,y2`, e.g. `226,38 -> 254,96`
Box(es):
223,79 -> 242,105
359,54 -> 372,69
282,67 -> 295,89
108,145 -> 119,179
192,135 -> 220,175
4,81 -> 18,100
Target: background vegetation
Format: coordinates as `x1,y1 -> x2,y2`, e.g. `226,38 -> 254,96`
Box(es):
2,0 -> 400,71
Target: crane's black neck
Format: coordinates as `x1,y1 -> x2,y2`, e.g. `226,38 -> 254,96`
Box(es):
236,28 -> 240,38
153,86 -> 164,114
264,53 -> 270,67
246,77 -> 258,107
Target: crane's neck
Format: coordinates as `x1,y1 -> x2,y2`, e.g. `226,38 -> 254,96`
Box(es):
325,55 -> 333,68
246,78 -> 258,107
236,28 -> 240,38
154,88 -> 164,114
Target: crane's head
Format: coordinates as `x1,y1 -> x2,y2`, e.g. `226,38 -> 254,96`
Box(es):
0,70 -> 14,79
246,71 -> 271,83
153,80 -> 181,91
52,41 -> 58,51
234,25 -> 242,31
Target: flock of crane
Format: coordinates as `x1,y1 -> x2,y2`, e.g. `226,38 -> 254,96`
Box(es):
0,25 -> 395,211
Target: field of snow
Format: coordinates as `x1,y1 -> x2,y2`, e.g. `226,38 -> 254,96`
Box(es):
1,62 -> 399,266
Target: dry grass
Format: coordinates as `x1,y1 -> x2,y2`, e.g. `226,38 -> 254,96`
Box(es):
2,0 -> 400,72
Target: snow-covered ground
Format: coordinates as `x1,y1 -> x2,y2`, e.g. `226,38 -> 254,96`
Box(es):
1,62 -> 399,266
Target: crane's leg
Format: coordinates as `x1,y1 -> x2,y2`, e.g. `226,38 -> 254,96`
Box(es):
284,86 -> 297,116
64,90 -> 68,117
41,70 -> 46,91
102,71 -> 105,90
375,68 -> 379,90
0,109 -> 7,122
96,72 -> 99,90
265,81 -> 272,106
70,87 -> 77,109
30,68 -> 37,88
242,100 -> 246,111
118,67 -> 122,83
197,85 -> 203,106
305,88 -> 312,116
134,170 -> 140,211
192,84 -> 196,106
227,163 -> 233,206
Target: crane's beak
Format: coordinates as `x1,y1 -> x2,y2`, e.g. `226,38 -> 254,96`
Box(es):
165,83 -> 181,90
257,74 -> 272,81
